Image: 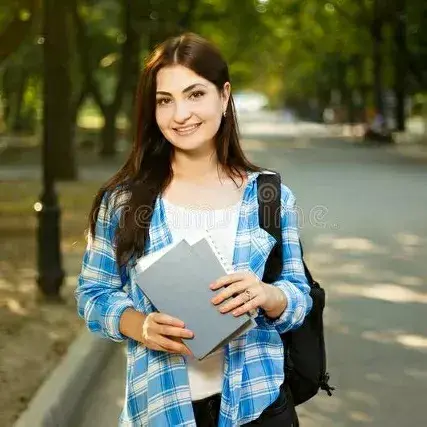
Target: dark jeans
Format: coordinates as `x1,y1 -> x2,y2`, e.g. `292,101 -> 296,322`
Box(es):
192,385 -> 299,427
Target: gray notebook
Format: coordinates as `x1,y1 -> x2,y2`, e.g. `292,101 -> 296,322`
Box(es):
135,238 -> 256,360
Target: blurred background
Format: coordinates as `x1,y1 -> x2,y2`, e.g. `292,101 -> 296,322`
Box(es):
0,0 -> 426,426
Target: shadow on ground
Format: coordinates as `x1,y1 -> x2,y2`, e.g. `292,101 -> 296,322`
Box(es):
298,228 -> 426,427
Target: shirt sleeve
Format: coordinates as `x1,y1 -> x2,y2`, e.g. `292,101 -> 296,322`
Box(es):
75,190 -> 135,342
265,185 -> 313,335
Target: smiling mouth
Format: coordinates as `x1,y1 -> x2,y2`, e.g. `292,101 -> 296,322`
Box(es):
173,123 -> 202,135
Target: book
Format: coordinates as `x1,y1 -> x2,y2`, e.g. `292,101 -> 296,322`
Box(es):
134,238 -> 256,360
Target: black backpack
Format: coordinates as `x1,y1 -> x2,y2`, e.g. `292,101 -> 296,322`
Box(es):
257,173 -> 335,406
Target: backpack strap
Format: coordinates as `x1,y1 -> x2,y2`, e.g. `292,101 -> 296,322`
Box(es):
257,173 -> 283,283
257,172 -> 316,287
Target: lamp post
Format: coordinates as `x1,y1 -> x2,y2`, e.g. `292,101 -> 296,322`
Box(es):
35,0 -> 65,299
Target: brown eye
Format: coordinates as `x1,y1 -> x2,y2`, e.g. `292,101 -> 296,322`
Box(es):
189,91 -> 205,100
156,98 -> 171,106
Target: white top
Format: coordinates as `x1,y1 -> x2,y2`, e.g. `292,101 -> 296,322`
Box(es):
162,197 -> 241,401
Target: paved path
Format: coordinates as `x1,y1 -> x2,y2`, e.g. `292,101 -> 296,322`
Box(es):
69,345 -> 126,427
70,121 -> 427,426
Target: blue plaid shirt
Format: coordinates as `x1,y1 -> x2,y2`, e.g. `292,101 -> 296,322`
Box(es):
76,171 -> 312,426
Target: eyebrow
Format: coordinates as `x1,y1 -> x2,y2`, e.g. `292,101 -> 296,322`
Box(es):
156,83 -> 207,96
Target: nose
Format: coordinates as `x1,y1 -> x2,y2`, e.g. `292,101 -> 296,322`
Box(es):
173,100 -> 192,123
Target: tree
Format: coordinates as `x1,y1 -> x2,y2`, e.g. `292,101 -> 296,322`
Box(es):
1,44 -> 41,133
0,0 -> 39,65
0,1 -> 41,133
393,0 -> 407,131
72,0 -> 141,157
43,0 -> 76,180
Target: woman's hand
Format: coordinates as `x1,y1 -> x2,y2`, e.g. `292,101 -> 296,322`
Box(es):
210,272 -> 287,319
141,312 -> 194,356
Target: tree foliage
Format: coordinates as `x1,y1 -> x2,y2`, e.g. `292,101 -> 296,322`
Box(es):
0,0 -> 426,150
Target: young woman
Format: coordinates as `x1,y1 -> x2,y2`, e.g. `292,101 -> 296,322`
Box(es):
76,32 -> 312,427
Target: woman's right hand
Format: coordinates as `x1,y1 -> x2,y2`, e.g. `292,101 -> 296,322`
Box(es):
141,312 -> 194,356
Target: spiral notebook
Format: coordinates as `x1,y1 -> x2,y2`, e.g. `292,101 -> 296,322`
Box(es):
134,237 -> 256,360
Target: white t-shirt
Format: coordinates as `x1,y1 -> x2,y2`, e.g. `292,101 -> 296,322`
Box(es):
162,197 -> 241,401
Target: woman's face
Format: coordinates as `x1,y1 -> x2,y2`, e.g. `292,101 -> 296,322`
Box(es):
155,64 -> 230,154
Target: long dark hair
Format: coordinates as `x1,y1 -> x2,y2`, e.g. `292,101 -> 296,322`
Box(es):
89,32 -> 261,267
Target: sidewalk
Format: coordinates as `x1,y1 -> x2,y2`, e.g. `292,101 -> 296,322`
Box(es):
330,122 -> 427,161
392,130 -> 427,161
71,344 -> 126,427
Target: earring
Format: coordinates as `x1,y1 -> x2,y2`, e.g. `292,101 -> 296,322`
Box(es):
223,110 -> 227,118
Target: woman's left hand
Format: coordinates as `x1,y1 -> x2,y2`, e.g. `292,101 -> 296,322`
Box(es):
210,271 -> 287,318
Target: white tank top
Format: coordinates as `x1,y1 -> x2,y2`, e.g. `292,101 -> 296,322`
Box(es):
162,197 -> 241,401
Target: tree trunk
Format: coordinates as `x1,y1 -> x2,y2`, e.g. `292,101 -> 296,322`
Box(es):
394,0 -> 406,131
100,107 -> 118,158
1,69 -> 11,123
355,56 -> 368,123
99,0 -> 138,157
371,0 -> 385,122
123,8 -> 142,147
346,91 -> 356,124
70,84 -> 89,150
337,59 -> 354,123
11,71 -> 38,133
2,66 -> 34,133
70,87 -> 87,128
9,70 -> 27,132
46,0 -> 76,181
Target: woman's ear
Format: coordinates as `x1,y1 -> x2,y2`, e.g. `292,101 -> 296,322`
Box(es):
222,82 -> 231,112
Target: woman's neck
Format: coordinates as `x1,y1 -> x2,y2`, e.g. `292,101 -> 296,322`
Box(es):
171,147 -> 222,182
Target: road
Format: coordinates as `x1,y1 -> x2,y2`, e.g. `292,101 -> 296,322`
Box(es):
72,117 -> 427,426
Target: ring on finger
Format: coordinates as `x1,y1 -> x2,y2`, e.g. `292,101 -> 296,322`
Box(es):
244,289 -> 253,302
